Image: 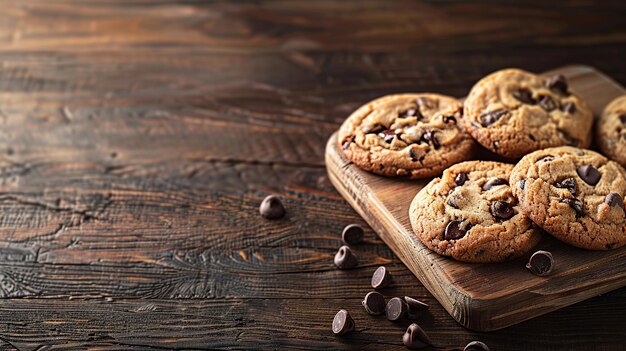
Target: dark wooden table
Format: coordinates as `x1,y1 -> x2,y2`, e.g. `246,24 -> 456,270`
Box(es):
0,1 -> 625,350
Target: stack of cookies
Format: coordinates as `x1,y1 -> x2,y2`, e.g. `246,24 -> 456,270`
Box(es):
338,68 -> 626,263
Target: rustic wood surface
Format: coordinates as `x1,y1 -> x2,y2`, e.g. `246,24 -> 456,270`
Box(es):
0,1 -> 625,350
326,64 -> 626,333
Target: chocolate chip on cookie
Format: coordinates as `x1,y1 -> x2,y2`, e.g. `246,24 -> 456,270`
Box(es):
463,69 -> 593,158
596,95 -> 626,168
511,146 -> 626,250
410,161 -> 541,262
338,93 -> 476,179
546,74 -> 569,95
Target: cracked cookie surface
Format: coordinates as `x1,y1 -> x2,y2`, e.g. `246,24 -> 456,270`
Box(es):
511,147 -> 626,250
463,68 -> 593,158
409,161 -> 541,263
338,93 -> 476,179
596,95 -> 626,167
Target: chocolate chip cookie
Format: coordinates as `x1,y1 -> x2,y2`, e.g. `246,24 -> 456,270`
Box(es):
511,147 -> 626,250
596,95 -> 626,167
338,94 -> 476,179
409,161 -> 541,262
463,69 -> 593,158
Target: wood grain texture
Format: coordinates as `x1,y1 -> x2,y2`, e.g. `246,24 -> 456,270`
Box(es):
0,0 -> 625,349
326,65 -> 626,331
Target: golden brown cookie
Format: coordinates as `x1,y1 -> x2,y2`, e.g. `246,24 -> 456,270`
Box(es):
463,69 -> 593,158
596,95 -> 626,167
338,94 -> 476,179
511,147 -> 626,250
409,161 -> 541,263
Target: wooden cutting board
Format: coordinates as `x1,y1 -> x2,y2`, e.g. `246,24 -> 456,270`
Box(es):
325,65 -> 626,332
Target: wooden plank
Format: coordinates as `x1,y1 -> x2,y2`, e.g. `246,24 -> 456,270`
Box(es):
325,65 -> 626,331
0,296 -> 623,351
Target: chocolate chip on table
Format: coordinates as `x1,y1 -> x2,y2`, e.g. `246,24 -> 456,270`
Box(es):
385,297 -> 408,321
464,340 -> 491,351
342,224 -> 364,244
561,197 -> 585,217
402,323 -> 432,349
555,177 -> 577,196
455,172 -> 468,186
518,179 -> 526,190
513,88 -> 536,104
479,109 -> 508,127
405,296 -> 429,319
605,193 -> 624,208
526,250 -> 554,276
490,201 -> 514,220
399,108 -> 423,119
332,309 -> 355,335
577,164 -> 601,185
259,195 -> 286,219
420,131 -> 440,149
334,245 -> 358,269
546,74 -> 569,95
362,291 -> 386,315
561,102 -> 576,113
371,266 -> 392,289
444,220 -> 467,240
482,178 -> 508,191
538,95 -> 557,111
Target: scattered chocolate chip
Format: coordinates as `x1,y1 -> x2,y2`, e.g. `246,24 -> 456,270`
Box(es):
362,291 -> 386,315
334,245 -> 358,269
444,220 -> 467,240
420,131 -> 440,149
537,155 -> 555,162
546,74 -> 568,95
464,340 -> 491,351
405,296 -> 429,319
371,266 -> 392,289
259,195 -> 286,219
561,197 -> 585,217
561,102 -> 576,114
455,172 -> 468,186
577,164 -> 601,185
342,224 -> 364,244
479,109 -> 508,127
447,197 -> 459,209
402,323 -> 432,349
513,88 -> 536,104
490,201 -> 514,220
526,250 -> 554,276
400,108 -> 423,119
539,95 -> 557,111
605,193 -> 624,208
379,129 -> 395,143
620,114 -> 626,124
409,148 -> 419,162
385,297 -> 408,321
518,179 -> 526,190
441,115 -> 457,124
554,177 -> 577,196
332,309 -> 355,335
482,178 -> 508,191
